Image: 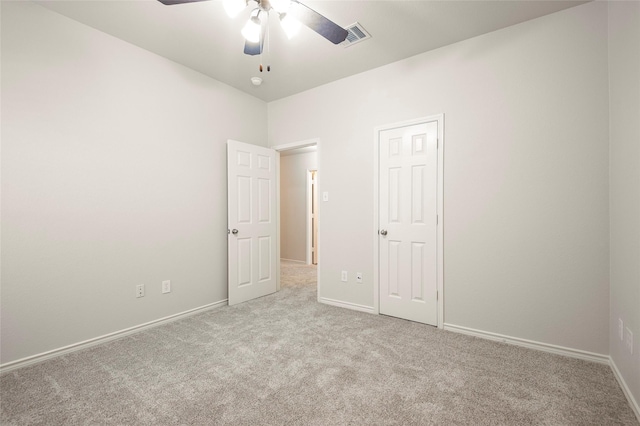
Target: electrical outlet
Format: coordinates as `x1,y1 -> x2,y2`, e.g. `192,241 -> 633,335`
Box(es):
136,284 -> 145,298
341,271 -> 348,282
619,318 -> 624,341
162,280 -> 171,294
356,272 -> 363,283
625,328 -> 633,355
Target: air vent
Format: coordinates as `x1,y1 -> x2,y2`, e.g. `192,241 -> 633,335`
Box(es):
341,22 -> 371,47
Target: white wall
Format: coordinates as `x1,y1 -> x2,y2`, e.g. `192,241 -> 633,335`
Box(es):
280,150 -> 317,262
0,1 -> 267,364
608,0 -> 640,411
268,2 -> 610,355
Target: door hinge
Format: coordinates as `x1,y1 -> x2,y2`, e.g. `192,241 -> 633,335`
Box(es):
436,290 -> 438,300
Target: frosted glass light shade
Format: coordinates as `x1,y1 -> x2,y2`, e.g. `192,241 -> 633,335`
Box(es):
280,13 -> 301,39
270,0 -> 291,14
242,16 -> 261,43
223,0 -> 246,18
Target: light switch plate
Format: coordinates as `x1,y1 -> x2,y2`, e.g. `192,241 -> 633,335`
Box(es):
323,192 -> 329,202
619,318 -> 624,340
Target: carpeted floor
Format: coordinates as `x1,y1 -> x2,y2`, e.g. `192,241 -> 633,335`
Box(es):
1,260 -> 638,425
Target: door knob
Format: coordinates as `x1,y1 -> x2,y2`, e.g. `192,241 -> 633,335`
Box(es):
231,229 -> 239,235
380,229 -> 387,236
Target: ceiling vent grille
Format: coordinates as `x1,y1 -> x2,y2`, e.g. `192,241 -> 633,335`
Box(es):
341,22 -> 371,47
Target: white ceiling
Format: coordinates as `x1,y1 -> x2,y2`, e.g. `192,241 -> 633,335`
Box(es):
37,0 -> 588,102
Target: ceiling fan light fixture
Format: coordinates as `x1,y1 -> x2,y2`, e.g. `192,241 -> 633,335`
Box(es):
223,0 -> 246,18
279,13 -> 301,39
241,12 -> 261,42
156,0 -> 349,57
270,0 -> 292,14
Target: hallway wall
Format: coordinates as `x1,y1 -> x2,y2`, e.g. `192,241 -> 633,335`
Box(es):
280,150 -> 317,262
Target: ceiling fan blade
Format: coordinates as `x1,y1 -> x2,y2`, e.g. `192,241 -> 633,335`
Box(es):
290,1 -> 348,45
157,0 -> 211,5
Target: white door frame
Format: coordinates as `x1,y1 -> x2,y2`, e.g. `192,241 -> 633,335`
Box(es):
373,115 -> 444,329
306,170 -> 313,265
306,169 -> 319,265
272,138 -> 320,295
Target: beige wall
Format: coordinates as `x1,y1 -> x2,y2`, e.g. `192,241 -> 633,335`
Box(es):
269,2 -> 610,355
280,150 -> 317,262
0,1 -> 267,363
608,0 -> 640,411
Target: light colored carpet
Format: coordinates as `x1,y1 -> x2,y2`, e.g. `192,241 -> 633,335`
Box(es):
1,260 -> 638,425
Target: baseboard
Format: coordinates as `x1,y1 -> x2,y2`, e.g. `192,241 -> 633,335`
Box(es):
319,297 -> 375,314
280,258 -> 307,264
443,323 -> 610,365
0,299 -> 228,374
610,356 -> 640,422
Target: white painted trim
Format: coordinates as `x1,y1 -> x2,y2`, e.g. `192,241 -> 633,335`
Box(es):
610,357 -> 640,422
436,115 -> 445,329
272,138 -> 320,152
0,300 -> 228,374
319,297 -> 375,314
306,169 -> 313,265
281,258 -> 306,264
373,114 -> 445,328
276,151 -> 282,292
315,144 -> 322,302
443,323 -> 609,364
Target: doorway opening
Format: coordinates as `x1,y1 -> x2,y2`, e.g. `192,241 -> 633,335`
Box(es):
274,139 -> 320,297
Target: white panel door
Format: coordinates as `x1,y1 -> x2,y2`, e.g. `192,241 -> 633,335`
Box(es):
379,121 -> 438,325
227,140 -> 277,306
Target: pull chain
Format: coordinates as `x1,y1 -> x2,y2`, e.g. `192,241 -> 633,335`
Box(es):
259,25 -> 263,72
266,19 -> 271,72
257,10 -> 271,73
258,10 -> 264,72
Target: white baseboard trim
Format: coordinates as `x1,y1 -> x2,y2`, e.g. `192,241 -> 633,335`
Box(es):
610,356 -> 640,422
443,323 -> 609,365
280,258 -> 306,264
0,299 -> 228,374
319,297 -> 375,314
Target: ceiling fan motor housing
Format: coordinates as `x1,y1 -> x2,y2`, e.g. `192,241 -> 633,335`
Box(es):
257,0 -> 272,12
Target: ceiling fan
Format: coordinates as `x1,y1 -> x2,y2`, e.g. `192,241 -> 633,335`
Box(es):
158,0 -> 348,58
